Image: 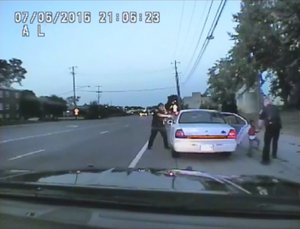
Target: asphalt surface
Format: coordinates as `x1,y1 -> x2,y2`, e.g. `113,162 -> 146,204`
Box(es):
1,116 -> 299,182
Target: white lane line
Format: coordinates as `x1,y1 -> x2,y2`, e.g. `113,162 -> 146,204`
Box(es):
8,149 -> 45,161
100,130 -> 109,135
128,141 -> 148,168
8,169 -> 31,172
0,129 -> 73,144
66,125 -> 78,128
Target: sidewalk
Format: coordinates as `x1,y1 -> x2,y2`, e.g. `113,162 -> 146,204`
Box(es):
240,110 -> 300,171
280,110 -> 300,137
240,130 -> 300,172
273,133 -> 300,170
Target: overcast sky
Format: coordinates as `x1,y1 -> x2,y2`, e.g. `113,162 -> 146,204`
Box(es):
0,0 -> 241,106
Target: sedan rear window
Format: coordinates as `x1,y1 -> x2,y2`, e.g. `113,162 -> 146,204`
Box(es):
179,111 -> 226,124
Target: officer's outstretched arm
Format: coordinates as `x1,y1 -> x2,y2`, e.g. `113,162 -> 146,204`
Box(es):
157,113 -> 172,118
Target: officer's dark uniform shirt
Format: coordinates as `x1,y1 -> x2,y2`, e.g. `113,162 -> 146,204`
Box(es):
151,110 -> 165,128
259,104 -> 282,129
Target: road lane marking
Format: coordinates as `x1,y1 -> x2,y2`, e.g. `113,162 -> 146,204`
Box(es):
0,120 -> 131,144
128,141 -> 148,168
0,129 -> 73,144
100,130 -> 109,135
66,125 -> 78,128
124,124 -> 129,128
9,169 -> 31,172
8,149 -> 45,161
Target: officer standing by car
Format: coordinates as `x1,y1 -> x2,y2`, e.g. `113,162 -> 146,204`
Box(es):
148,103 -> 173,150
169,99 -> 179,116
258,97 -> 282,165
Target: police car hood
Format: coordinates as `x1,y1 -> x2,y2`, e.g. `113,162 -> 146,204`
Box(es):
0,168 -> 300,198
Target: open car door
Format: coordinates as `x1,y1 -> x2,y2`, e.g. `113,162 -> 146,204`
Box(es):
221,112 -> 249,145
165,116 -> 176,146
165,118 -> 172,146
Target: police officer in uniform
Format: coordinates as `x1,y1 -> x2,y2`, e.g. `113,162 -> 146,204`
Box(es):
148,103 -> 173,150
169,99 -> 179,116
258,97 -> 282,164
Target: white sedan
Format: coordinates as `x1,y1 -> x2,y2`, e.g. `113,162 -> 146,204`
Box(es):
166,109 -> 248,158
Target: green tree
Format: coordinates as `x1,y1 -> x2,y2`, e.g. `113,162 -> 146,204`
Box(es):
207,57 -> 243,104
86,101 -> 99,119
66,96 -> 80,108
40,95 -> 67,119
0,58 -> 27,86
231,0 -> 300,106
207,0 -> 300,108
271,0 -> 300,107
19,90 -> 41,119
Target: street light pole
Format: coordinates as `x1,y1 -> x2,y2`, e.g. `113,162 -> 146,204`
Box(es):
173,60 -> 181,110
97,85 -> 102,105
70,66 -> 77,108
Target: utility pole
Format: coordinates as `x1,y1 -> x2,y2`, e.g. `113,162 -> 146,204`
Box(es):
70,66 -> 77,107
96,85 -> 102,105
174,60 -> 181,110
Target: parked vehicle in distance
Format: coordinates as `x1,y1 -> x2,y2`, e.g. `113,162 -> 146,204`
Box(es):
139,111 -> 148,116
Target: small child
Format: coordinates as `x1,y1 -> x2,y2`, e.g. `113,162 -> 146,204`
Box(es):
247,120 -> 260,157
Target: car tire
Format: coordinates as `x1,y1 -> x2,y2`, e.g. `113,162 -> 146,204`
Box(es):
171,149 -> 180,158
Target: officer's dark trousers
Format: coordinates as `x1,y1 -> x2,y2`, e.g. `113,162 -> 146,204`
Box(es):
148,127 -> 169,148
262,125 -> 280,162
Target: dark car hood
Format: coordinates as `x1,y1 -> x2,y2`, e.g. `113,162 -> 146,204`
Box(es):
0,168 -> 300,198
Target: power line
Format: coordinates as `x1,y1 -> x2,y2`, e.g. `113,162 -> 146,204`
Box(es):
198,0 -> 227,61
177,0 -> 197,57
79,86 -> 175,93
57,85 -> 91,96
187,0 -> 223,76
183,0 -> 227,85
173,0 -> 186,58
189,1 -> 209,47
57,89 -> 74,96
208,0 -> 227,37
78,67 -> 172,79
184,0 -> 214,74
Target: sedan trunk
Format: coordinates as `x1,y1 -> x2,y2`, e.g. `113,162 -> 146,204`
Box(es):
178,124 -> 233,137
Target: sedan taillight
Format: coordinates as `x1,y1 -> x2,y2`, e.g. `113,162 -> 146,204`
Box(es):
175,129 -> 186,138
227,129 -> 237,139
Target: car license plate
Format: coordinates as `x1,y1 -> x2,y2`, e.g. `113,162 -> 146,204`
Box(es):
200,144 -> 214,152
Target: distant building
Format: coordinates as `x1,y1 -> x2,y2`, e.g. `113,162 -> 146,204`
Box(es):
183,92 -> 202,109
235,84 -> 263,115
0,86 -> 21,120
200,96 -> 217,109
183,92 -> 216,109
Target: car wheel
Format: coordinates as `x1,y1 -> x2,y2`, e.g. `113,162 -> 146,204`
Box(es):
171,149 -> 180,158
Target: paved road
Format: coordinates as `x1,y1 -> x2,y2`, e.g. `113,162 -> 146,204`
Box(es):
0,116 -> 299,182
